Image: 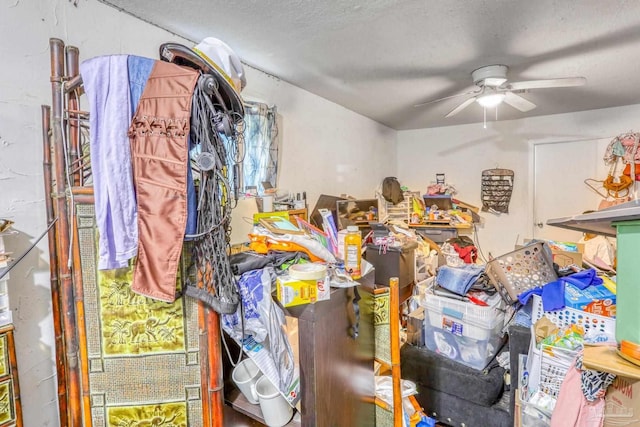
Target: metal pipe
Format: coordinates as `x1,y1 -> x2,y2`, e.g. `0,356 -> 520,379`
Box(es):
49,37 -> 82,427
42,104 -> 69,427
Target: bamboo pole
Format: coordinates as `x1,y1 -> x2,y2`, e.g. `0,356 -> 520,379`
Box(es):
65,75 -> 83,94
70,187 -> 94,197
65,46 -> 81,187
41,104 -> 69,427
49,37 -> 82,427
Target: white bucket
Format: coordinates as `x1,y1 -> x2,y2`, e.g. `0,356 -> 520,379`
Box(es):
255,376 -> 293,427
232,358 -> 262,405
262,195 -> 274,212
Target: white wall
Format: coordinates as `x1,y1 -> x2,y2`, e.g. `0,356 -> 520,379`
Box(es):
0,1 -> 396,425
397,104 -> 640,258
243,69 -> 397,202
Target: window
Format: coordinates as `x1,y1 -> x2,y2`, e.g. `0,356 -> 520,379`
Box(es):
242,101 -> 279,193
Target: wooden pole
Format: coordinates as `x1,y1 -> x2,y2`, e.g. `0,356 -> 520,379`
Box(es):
207,308 -> 224,427
41,104 -> 69,427
70,207 -> 92,427
389,277 -> 402,427
3,326 -> 23,426
49,37 -> 82,427
198,302 -> 210,425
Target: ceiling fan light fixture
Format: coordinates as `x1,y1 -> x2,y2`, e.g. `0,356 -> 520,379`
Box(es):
482,77 -> 508,87
477,92 -> 505,108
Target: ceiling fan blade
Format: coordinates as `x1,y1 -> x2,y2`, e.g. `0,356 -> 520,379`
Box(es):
414,89 -> 480,108
503,91 -> 537,112
445,97 -> 477,118
507,77 -> 586,91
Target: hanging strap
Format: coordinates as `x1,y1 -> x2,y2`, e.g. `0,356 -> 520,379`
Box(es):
631,135 -> 640,199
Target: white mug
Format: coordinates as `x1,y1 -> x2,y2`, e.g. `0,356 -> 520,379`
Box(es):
232,358 -> 262,404
255,376 -> 293,427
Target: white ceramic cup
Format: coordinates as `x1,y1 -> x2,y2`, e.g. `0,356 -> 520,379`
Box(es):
232,358 -> 262,404
255,376 -> 293,427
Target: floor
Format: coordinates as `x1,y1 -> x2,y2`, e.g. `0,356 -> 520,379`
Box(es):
223,404 -> 264,426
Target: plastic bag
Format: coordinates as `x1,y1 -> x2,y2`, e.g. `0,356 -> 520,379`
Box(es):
222,267 -> 300,404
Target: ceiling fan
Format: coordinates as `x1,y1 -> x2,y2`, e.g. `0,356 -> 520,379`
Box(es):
416,65 -> 586,118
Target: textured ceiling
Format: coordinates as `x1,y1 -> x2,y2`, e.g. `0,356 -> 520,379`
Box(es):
99,0 -> 640,130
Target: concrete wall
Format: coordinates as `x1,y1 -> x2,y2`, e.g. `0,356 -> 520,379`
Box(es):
0,1 -> 396,425
397,104 -> 640,257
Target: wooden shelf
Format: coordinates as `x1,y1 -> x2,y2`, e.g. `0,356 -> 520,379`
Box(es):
286,208 -> 307,222
583,345 -> 640,380
408,223 -> 472,230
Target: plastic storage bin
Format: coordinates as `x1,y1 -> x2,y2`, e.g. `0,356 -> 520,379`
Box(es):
415,227 -> 458,244
520,399 -> 551,427
530,294 -> 616,343
420,292 -> 506,370
486,242 -> 557,304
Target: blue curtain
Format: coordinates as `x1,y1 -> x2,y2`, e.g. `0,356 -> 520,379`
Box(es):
242,102 -> 278,193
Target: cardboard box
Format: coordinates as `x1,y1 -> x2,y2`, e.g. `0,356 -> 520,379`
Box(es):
548,240 -> 584,268
524,239 -> 584,268
604,376 -> 640,427
406,307 -> 425,347
564,282 -> 617,318
514,390 -> 522,427
276,275 -> 329,307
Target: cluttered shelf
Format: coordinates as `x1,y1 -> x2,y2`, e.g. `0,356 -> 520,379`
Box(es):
408,223 -> 472,230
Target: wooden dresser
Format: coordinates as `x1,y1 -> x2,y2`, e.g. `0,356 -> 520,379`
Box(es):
226,271 -> 376,426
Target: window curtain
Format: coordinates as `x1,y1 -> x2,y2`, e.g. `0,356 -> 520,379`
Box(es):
242,101 -> 278,193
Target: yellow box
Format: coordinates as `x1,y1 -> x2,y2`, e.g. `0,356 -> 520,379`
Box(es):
276,275 -> 327,307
